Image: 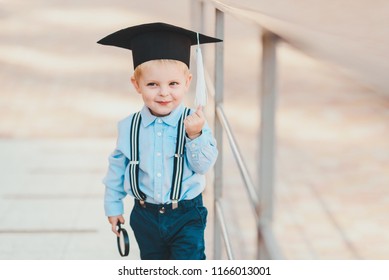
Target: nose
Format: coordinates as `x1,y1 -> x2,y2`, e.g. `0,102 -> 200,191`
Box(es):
159,86 -> 169,97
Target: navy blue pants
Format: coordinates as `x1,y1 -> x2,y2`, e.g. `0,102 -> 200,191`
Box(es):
130,194 -> 207,260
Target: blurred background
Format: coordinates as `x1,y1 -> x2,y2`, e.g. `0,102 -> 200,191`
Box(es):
0,0 -> 388,259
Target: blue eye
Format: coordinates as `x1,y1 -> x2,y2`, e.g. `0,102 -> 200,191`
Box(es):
147,82 -> 157,87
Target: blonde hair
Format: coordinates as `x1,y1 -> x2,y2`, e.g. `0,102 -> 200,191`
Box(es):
133,59 -> 190,82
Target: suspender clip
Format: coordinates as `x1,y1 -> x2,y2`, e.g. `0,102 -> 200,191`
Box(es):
130,161 -> 139,165
172,200 -> 178,210
174,154 -> 184,158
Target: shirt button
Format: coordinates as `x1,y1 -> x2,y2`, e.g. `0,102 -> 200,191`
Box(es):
157,172 -> 162,177
192,154 -> 196,158
191,143 -> 196,148
157,132 -> 162,137
156,152 -> 161,157
157,119 -> 163,124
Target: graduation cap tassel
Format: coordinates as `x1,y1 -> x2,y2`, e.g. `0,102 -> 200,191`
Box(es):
195,32 -> 207,107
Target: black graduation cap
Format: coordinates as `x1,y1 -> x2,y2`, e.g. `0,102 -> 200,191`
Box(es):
97,22 -> 222,69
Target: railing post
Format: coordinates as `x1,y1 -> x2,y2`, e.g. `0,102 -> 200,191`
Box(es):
190,0 -> 204,32
258,30 -> 278,259
213,8 -> 224,260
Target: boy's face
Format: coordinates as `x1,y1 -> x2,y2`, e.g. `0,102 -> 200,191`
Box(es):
131,60 -> 192,117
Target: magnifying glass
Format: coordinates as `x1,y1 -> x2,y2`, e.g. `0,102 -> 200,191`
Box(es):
116,222 -> 130,257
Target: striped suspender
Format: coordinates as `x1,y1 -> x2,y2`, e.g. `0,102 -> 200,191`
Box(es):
170,107 -> 190,209
129,112 -> 146,201
129,108 -> 191,207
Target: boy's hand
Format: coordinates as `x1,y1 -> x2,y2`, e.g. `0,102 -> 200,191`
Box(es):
108,215 -> 125,237
184,106 -> 205,139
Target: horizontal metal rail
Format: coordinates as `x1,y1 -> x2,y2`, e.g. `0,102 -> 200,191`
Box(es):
215,104 -> 260,218
216,104 -> 283,259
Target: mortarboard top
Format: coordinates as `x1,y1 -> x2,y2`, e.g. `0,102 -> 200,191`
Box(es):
97,22 -> 222,69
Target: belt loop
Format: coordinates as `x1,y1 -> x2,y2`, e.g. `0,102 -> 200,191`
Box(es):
139,200 -> 146,208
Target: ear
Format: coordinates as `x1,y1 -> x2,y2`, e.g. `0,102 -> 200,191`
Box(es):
131,76 -> 142,94
185,73 -> 193,91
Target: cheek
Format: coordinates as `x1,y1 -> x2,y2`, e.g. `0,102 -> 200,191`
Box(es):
140,90 -> 154,102
171,89 -> 185,100
140,88 -> 157,97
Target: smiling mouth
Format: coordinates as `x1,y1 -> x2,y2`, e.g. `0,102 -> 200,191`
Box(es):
156,101 -> 171,105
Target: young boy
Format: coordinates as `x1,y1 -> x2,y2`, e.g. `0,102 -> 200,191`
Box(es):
98,22 -> 222,260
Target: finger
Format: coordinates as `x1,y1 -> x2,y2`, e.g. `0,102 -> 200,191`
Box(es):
184,115 -> 194,124
111,222 -> 120,237
195,106 -> 204,117
109,216 -> 124,237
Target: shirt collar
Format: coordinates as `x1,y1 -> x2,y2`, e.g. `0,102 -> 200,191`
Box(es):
140,104 -> 184,128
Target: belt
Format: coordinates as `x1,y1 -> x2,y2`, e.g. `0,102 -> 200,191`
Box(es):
135,194 -> 203,214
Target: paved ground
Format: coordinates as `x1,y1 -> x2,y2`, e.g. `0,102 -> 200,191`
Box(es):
0,0 -> 388,259
0,139 -> 139,259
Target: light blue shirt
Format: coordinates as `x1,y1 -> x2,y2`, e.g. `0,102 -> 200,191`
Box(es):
103,104 -> 218,217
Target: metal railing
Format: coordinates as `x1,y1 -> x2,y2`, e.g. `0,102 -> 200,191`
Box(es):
191,0 -> 283,259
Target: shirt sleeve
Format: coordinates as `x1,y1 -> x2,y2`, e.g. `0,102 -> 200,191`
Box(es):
185,122 -> 218,175
103,146 -> 128,217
